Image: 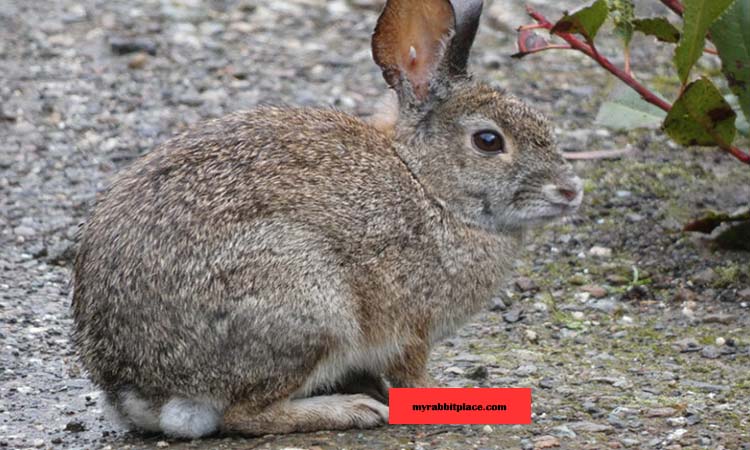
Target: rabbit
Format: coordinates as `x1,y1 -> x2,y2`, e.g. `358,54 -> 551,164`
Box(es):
72,0 -> 583,439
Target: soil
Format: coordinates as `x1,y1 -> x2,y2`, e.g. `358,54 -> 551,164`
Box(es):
1,0 -> 748,449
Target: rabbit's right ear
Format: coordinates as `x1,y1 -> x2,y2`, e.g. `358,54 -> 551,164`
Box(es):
372,0 -> 483,104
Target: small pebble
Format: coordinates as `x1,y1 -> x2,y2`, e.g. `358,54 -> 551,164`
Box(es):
465,365 -> 488,380
700,345 -> 721,359
715,337 -> 726,346
606,274 -> 629,285
567,421 -> 613,432
667,417 -> 687,426
445,366 -> 465,375
645,407 -> 676,418
64,421 -> 85,432
551,424 -> 576,438
109,36 -> 157,55
589,246 -> 612,257
515,364 -> 538,377
502,307 -> 525,323
532,435 -> 560,449
156,441 -> 169,448
691,268 -> 716,285
515,277 -> 538,292
482,425 -> 493,434
128,52 -> 149,69
539,377 -> 555,389
525,329 -> 538,343
666,428 -> 687,441
489,297 -> 507,311
581,284 -> 607,298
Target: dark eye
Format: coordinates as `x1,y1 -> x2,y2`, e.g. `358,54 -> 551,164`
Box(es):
472,130 -> 505,154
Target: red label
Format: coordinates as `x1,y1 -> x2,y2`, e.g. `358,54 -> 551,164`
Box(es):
389,388 -> 532,425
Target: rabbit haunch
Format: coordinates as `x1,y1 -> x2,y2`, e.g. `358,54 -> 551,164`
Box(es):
72,0 -> 582,438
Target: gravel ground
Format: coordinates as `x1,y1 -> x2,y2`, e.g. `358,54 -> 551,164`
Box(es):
1,0 -> 749,449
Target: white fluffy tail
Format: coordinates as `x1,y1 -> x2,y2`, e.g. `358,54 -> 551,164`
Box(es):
159,397 -> 221,438
105,390 -> 221,438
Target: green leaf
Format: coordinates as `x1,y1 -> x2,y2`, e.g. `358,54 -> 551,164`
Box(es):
607,0 -> 635,46
596,86 -> 667,130
663,77 -> 737,147
551,0 -> 609,42
685,209 -> 750,251
715,221 -> 750,251
685,210 -> 750,233
674,0 -> 734,84
710,0 -> 750,122
632,17 -> 681,43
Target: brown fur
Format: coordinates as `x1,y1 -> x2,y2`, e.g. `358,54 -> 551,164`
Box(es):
72,0 -> 582,438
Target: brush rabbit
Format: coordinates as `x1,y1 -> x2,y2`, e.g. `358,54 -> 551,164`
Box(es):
72,0 -> 582,438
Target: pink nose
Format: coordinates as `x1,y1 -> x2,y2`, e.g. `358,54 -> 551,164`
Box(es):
558,188 -> 578,202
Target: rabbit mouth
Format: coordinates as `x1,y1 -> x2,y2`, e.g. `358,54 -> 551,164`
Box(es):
506,202 -> 580,228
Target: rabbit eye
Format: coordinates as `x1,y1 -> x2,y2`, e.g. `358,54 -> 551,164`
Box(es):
472,130 -> 505,154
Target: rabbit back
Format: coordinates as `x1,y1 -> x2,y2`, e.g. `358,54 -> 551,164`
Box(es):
72,107 -> 432,402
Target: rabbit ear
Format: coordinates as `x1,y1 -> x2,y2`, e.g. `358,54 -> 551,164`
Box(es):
372,0 -> 483,103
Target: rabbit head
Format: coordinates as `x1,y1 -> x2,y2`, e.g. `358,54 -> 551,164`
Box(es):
372,0 -> 582,232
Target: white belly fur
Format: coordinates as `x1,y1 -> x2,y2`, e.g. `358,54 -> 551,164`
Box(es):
294,337 -> 404,398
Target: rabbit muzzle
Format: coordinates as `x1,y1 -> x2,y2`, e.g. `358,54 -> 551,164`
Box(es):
541,175 -> 584,211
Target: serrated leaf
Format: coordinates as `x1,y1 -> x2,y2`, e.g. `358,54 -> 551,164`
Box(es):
596,86 -> 667,130
663,77 -> 737,147
715,221 -> 750,251
674,0 -> 734,84
684,210 -> 750,233
632,17 -> 681,43
607,0 -> 635,46
685,210 -> 750,251
551,0 -> 609,42
710,0 -> 750,122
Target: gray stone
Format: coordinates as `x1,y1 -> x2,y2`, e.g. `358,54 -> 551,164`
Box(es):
14,225 -> 35,237
567,421 -> 613,433
514,364 -> 537,377
692,268 -> 717,284
551,425 -> 576,438
700,345 -> 721,359
502,307 -> 525,323
681,380 -> 730,392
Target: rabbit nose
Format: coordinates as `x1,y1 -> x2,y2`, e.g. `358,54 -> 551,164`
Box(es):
543,176 -> 583,207
558,187 -> 578,201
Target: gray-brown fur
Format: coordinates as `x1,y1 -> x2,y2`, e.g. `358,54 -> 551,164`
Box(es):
72,0 -> 582,437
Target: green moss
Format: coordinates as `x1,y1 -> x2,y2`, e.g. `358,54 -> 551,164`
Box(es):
713,264 -> 745,288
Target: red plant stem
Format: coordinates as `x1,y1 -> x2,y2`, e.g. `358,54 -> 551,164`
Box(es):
526,7 -> 672,112
519,44 -> 573,56
525,5 -> 750,165
659,0 -> 685,17
518,23 -> 547,31
728,146 -> 750,163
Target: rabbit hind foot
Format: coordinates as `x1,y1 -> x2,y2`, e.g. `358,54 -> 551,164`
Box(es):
222,393 -> 389,436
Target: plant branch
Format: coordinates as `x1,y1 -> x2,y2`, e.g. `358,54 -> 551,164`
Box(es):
526,6 -> 672,112
659,0 -> 685,17
524,5 -> 750,165
515,43 -> 573,56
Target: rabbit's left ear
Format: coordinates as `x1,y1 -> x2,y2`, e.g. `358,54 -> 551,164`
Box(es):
372,0 -> 483,103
